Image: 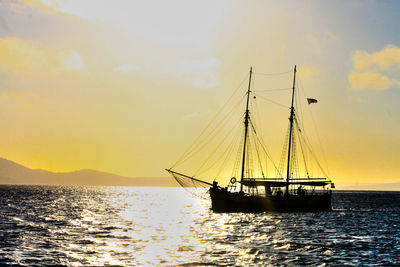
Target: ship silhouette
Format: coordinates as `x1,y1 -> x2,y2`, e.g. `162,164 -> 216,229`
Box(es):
167,66 -> 334,212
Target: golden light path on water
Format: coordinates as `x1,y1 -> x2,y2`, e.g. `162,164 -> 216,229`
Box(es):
59,186 -> 287,265
65,187 -> 216,265
108,188 -> 305,264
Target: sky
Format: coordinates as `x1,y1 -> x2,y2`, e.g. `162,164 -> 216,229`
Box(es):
0,0 -> 399,187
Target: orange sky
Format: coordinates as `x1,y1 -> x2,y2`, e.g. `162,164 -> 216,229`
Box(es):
0,0 -> 399,187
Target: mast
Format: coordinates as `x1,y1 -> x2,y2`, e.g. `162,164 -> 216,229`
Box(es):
286,65 -> 297,194
240,67 -> 253,193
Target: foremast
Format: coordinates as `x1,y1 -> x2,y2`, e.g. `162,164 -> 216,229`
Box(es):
239,67 -> 253,193
286,65 -> 297,194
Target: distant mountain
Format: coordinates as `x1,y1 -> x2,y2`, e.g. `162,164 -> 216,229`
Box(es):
0,157 -> 178,187
1,157 -> 399,190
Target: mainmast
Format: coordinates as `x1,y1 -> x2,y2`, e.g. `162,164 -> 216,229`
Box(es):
240,67 -> 253,193
286,65 -> 297,194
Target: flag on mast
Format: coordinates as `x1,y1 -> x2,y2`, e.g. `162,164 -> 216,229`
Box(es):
307,98 -> 318,104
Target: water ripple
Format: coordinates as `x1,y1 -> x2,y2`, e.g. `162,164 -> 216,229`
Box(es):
0,185 -> 399,266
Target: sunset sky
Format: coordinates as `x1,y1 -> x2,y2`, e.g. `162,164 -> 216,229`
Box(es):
0,0 -> 399,187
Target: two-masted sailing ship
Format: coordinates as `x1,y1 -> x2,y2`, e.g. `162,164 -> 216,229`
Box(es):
167,66 -> 334,212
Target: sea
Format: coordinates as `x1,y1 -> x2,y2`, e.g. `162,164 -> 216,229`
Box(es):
0,185 -> 399,266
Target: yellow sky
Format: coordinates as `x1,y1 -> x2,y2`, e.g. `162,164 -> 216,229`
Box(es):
0,0 -> 399,186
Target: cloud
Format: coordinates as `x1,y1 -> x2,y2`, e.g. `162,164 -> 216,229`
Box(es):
353,45 -> 400,71
59,50 -> 85,72
305,31 -> 340,55
182,112 -> 198,120
15,0 -> 62,13
325,31 -> 339,41
349,72 -> 397,91
0,37 -> 85,75
306,32 -> 340,43
178,57 -> 221,89
298,64 -> 321,80
16,0 -> 226,48
114,64 -> 140,73
349,45 -> 400,90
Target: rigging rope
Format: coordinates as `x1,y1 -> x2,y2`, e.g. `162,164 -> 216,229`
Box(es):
248,97 -> 266,178
249,119 -> 282,177
232,127 -> 245,179
256,88 -> 292,92
214,121 -> 243,181
296,77 -> 330,178
194,116 -> 242,177
290,127 -> 300,179
253,70 -> 292,76
295,119 -> 310,178
254,94 -> 290,109
278,122 -> 291,177
171,73 -> 249,169
171,67 -> 331,189
173,94 -> 246,169
251,125 -> 266,178
250,87 -> 275,177
294,116 -> 329,178
303,89 -> 330,176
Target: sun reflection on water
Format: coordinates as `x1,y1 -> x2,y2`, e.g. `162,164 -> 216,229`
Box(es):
75,187 -> 210,265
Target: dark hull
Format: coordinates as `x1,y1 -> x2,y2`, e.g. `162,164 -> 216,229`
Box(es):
210,187 -> 332,212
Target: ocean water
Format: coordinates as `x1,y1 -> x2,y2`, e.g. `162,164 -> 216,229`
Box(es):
0,186 -> 399,266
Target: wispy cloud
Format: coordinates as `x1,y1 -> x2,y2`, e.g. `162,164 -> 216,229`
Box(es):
114,64 -> 140,73
12,0 -> 65,14
325,31 -> 339,41
178,56 -> 221,89
298,64 -> 322,80
305,31 -> 340,55
0,37 -> 85,75
349,45 -> 400,90
59,50 -> 85,73
16,0 -> 226,48
182,112 -> 198,120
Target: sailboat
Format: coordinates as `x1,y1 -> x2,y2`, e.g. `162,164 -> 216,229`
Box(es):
167,66 -> 334,212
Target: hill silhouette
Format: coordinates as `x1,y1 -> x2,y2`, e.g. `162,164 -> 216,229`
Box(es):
0,157 -> 178,187
1,158 -> 399,190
